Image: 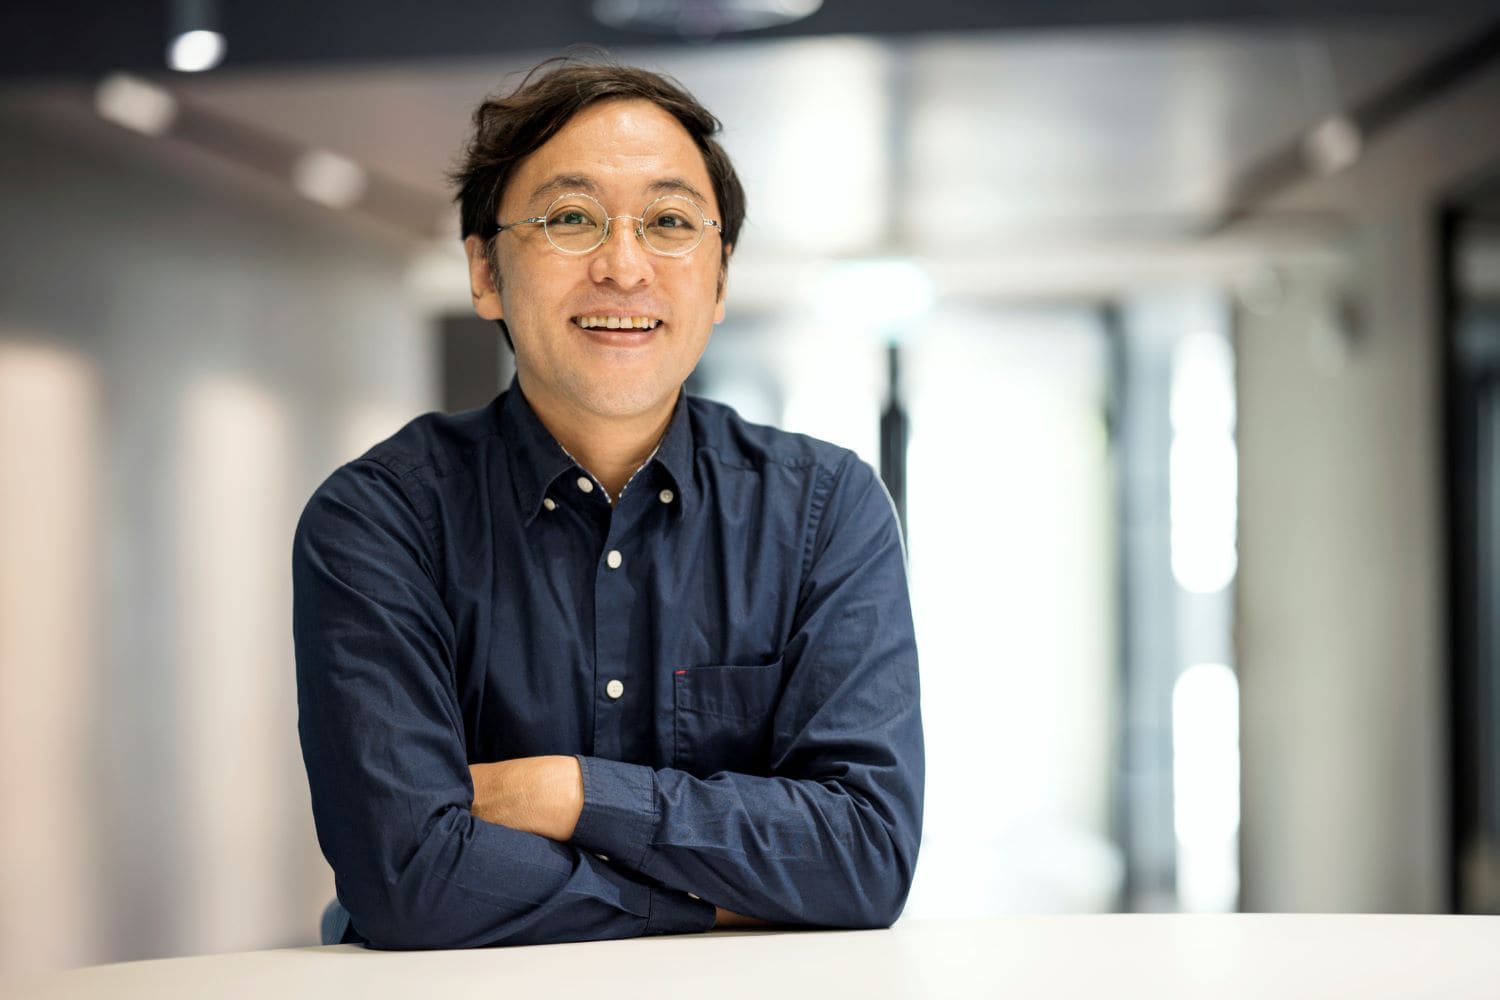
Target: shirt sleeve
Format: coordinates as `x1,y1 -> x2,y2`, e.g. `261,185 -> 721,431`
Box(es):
293,458 -> 715,949
569,453 -> 925,928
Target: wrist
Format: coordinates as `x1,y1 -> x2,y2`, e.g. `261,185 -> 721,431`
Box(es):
551,754 -> 584,841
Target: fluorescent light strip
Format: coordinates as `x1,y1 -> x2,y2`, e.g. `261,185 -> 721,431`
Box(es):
177,377 -> 290,952
0,342 -> 101,975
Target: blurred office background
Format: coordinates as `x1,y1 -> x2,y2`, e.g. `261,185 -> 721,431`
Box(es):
3,0 -> 1500,976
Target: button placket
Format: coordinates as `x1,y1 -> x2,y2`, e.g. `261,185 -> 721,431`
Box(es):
591,501 -> 641,759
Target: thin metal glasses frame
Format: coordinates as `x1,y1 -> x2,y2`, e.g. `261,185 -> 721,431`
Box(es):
495,191 -> 723,258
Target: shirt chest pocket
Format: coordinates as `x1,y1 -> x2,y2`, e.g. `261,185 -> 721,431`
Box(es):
672,659 -> 785,778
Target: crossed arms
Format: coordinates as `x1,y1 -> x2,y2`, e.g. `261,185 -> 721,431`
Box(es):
293,452 -> 924,949
466,755 -> 761,928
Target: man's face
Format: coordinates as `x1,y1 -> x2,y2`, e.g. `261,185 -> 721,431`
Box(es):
467,98 -> 729,424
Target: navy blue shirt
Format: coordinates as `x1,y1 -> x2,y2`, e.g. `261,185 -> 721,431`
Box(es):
293,382 -> 924,949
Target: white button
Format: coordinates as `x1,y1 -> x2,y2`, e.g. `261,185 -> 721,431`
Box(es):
576,476 -> 593,493
687,892 -> 700,900
658,488 -> 675,504
605,679 -> 625,699
595,853 -> 610,862
542,497 -> 556,511
606,549 -> 622,569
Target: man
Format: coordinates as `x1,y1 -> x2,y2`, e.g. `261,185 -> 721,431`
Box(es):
294,59 -> 924,949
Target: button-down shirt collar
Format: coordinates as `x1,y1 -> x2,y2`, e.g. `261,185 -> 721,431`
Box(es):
501,379 -> 694,526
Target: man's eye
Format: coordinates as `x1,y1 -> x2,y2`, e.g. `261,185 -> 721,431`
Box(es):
652,213 -> 695,230
550,209 -> 594,226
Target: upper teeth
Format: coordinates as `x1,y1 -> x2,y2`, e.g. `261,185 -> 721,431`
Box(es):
576,315 -> 660,330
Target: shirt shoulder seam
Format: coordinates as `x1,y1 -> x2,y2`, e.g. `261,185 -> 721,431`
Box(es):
798,448 -> 854,586
355,425 -> 502,548
350,454 -> 446,557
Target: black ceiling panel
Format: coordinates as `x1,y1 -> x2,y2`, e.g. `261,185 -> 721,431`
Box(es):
2,0 -> 1494,82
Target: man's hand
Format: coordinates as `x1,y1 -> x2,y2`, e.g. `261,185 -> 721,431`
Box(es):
714,907 -> 769,929
469,755 -> 584,842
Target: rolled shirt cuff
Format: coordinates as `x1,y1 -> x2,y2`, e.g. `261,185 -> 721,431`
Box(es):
573,755 -> 715,935
646,885 -> 717,936
572,755 -> 658,870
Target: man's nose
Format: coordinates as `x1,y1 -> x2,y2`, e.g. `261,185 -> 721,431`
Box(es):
588,217 -> 655,288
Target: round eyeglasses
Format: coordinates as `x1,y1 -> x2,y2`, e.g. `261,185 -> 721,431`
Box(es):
495,192 -> 723,258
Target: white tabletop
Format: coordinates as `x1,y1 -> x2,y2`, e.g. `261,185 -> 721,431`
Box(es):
9,914 -> 1499,1000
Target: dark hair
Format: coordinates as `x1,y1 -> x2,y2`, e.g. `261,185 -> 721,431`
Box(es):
450,57 -> 746,349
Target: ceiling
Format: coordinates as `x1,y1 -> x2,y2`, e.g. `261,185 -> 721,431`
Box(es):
171,21 -> 1488,240
3,1 -> 1496,81
3,4 -> 1497,307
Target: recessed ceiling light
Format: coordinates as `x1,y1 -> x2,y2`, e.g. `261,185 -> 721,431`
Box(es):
1302,115 -> 1362,176
592,0 -> 822,36
168,29 -> 226,73
95,73 -> 178,136
292,150 -> 368,210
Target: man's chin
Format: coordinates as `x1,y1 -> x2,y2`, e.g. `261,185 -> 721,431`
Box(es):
564,379 -> 681,423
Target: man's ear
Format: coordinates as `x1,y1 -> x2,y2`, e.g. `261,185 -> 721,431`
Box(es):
714,244 -> 732,324
464,235 -> 505,322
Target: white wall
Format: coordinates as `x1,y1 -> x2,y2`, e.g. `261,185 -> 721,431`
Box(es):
0,109 -> 436,972
1237,59 -> 1500,912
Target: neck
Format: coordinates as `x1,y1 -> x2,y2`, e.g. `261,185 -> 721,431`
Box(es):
520,381 -> 677,501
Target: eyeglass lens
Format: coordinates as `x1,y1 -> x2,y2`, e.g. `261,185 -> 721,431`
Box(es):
543,194 -> 705,255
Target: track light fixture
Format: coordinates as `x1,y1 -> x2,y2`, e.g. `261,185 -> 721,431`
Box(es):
167,0 -> 226,72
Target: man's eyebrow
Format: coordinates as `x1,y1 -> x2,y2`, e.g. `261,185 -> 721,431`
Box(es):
528,174 -> 601,202
527,174 -> 713,210
647,177 -> 710,206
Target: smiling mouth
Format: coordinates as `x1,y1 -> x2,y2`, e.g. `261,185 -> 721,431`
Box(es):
573,315 -> 662,330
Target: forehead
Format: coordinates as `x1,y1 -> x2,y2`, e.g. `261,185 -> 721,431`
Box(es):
504,98 -> 717,212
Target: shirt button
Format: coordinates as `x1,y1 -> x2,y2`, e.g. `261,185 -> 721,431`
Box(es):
687,892 -> 700,900
576,476 -> 594,494
606,549 -> 622,569
542,497 -> 556,511
605,679 -> 625,700
659,488 -> 675,504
